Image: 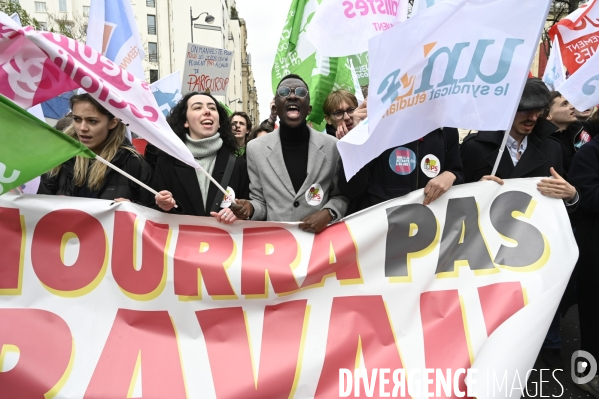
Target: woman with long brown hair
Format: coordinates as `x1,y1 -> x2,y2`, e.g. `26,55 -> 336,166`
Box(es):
38,93 -> 152,203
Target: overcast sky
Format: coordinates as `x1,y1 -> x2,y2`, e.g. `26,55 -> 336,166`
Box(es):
236,0 -> 290,123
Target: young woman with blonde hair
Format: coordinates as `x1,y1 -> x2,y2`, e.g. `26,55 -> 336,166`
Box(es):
38,93 -> 152,203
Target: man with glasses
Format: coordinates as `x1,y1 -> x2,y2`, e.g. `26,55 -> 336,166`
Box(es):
231,74 -> 348,233
460,78 -> 577,209
323,89 -> 359,139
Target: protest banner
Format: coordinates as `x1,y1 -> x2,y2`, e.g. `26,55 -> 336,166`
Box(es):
0,179 -> 576,398
0,12 -> 200,171
557,48 -> 599,112
272,0 -> 355,130
338,0 -> 552,179
86,0 -> 146,80
182,44 -> 234,96
542,38 -> 566,91
151,71 -> 182,118
305,0 -> 407,57
549,0 -> 599,75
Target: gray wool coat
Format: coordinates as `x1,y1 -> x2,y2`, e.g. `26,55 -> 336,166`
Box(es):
246,127 -> 348,222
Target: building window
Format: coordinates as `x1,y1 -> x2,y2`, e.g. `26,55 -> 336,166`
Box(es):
34,2 -> 46,12
146,0 -> 155,7
148,42 -> 158,62
59,0 -> 67,12
39,21 -> 48,30
147,15 -> 156,35
150,69 -> 159,83
83,6 -> 90,15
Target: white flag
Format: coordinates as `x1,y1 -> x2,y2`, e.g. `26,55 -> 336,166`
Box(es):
305,0 -> 408,57
338,0 -> 552,179
558,49 -> 599,112
150,71 -> 182,118
542,38 -> 566,90
86,0 -> 146,80
0,13 -> 199,170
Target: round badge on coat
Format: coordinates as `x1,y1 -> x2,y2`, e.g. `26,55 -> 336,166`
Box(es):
305,183 -> 324,206
389,147 -> 417,175
421,154 -> 441,178
220,187 -> 236,208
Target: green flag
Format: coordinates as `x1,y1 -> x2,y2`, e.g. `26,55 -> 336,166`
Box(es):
272,0 -> 355,131
0,95 -> 95,195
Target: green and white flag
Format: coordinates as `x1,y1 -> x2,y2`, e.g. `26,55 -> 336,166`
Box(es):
272,0 -> 355,131
0,95 -> 95,195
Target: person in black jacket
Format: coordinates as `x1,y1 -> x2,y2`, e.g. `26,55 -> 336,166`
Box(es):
38,93 -> 152,203
323,90 -> 359,138
460,79 -> 577,206
547,91 -> 596,178
337,99 -> 464,215
567,135 -> 599,397
153,92 -> 249,223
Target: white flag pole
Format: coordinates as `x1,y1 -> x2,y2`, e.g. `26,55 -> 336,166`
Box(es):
95,155 -> 229,201
491,0 -> 553,177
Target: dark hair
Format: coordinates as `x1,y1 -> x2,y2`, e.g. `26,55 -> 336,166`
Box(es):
248,126 -> 270,142
549,91 -> 563,107
69,93 -> 115,120
230,111 -> 253,132
166,91 -> 237,153
277,73 -> 309,89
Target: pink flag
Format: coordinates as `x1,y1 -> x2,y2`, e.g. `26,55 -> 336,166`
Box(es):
0,13 -> 200,169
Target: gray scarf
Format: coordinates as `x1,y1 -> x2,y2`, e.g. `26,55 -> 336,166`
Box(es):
185,133 -> 223,210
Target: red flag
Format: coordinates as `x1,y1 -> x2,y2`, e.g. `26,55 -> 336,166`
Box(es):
549,0 -> 599,74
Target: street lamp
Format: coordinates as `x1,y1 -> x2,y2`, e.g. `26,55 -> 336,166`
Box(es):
190,8 -> 215,43
228,98 -> 243,105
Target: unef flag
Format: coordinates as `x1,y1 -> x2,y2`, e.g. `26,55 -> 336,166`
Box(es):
542,38 -> 566,90
558,49 -> 599,112
549,0 -> 599,75
338,0 -> 552,179
86,0 -> 146,80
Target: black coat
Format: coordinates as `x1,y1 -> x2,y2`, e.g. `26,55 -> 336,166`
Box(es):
567,134 -> 599,361
460,119 -> 565,182
338,128 -> 464,215
550,120 -> 599,178
38,147 -> 153,204
150,145 -> 250,217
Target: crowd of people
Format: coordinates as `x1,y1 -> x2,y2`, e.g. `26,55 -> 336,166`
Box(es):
38,73 -> 599,396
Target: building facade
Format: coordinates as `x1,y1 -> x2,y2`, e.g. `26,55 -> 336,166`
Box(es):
14,0 -> 259,121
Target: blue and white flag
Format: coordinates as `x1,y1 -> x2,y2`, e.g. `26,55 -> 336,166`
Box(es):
86,0 -> 145,80
558,48 -> 599,111
543,38 -> 566,90
150,71 -> 182,118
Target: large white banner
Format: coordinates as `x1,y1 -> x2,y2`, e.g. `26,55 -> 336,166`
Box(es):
182,44 -> 234,96
558,48 -> 599,112
0,179 -> 577,398
338,0 -> 552,179
306,0 -> 408,57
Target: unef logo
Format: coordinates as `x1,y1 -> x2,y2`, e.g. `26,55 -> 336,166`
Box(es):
379,38 -> 524,117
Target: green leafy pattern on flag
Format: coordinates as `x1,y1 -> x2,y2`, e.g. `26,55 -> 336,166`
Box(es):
272,0 -> 355,131
0,95 -> 95,195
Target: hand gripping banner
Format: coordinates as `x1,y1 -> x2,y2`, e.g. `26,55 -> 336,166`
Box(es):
0,178 -> 577,399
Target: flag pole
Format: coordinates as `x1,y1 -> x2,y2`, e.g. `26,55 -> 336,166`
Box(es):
94,155 -> 229,201
491,0 -> 553,177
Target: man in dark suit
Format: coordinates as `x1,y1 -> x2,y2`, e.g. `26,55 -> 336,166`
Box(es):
460,78 -> 577,203
460,77 -> 578,370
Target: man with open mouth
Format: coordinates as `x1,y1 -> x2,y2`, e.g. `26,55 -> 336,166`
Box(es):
232,74 -> 348,233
